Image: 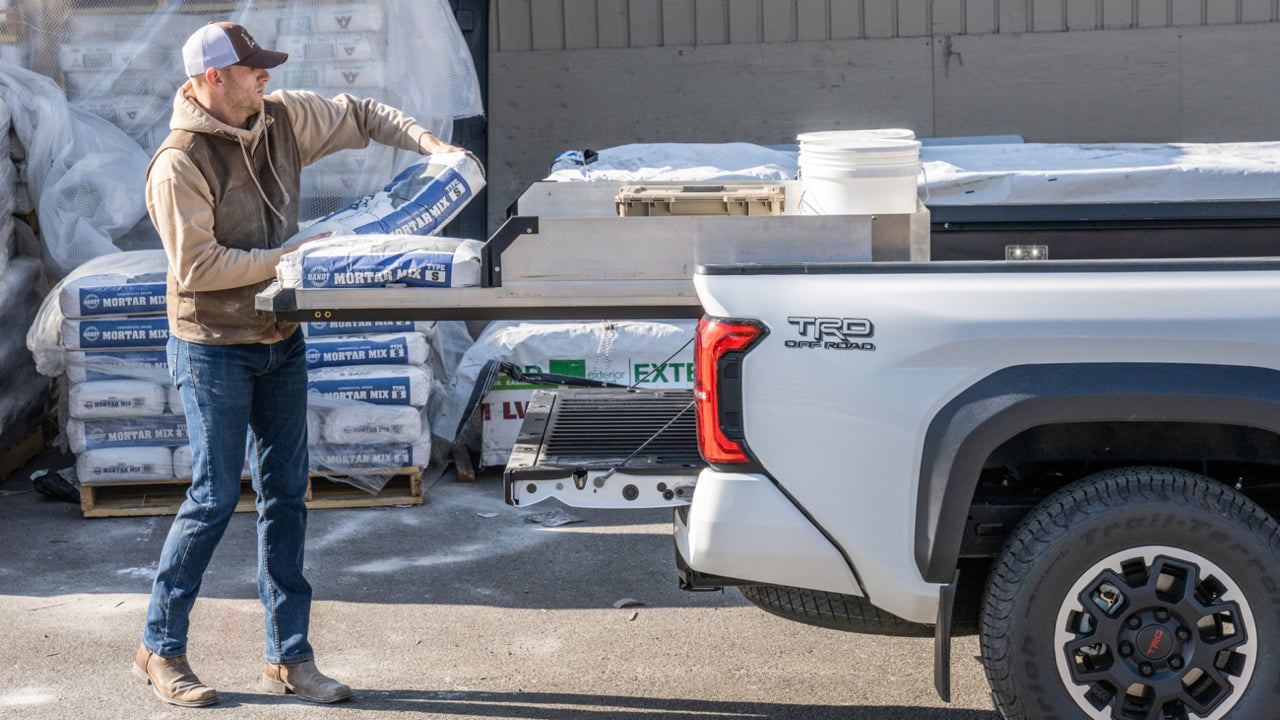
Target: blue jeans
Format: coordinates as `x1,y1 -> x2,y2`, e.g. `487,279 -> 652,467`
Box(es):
143,329 -> 313,664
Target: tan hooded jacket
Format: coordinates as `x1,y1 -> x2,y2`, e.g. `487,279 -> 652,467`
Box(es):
146,83 -> 449,345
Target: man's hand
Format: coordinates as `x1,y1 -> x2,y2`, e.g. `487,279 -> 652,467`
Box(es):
420,133 -> 485,178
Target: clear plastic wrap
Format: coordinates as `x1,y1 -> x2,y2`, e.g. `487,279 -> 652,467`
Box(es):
68,378 -> 168,420
320,403 -> 422,445
0,60 -> 150,276
65,350 -> 170,384
26,0 -> 482,225
77,446 -> 174,485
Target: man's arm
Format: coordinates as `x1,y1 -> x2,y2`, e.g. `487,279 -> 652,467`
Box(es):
147,149 -> 286,292
271,89 -> 469,167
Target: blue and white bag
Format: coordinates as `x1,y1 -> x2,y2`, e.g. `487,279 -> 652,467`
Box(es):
278,235 -> 484,289
67,414 -> 189,453
307,365 -> 431,407
61,316 -> 170,350
285,151 -> 484,244
304,331 -> 429,369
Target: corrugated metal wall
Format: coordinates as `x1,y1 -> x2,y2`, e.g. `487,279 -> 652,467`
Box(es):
492,0 -> 1280,51
485,1 -> 1280,229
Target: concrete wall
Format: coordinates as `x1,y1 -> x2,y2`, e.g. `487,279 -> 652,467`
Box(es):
487,0 -> 1280,228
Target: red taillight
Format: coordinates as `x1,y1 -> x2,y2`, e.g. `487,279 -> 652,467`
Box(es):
695,316 -> 764,464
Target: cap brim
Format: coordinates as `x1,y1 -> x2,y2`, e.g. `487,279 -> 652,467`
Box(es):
237,48 -> 288,69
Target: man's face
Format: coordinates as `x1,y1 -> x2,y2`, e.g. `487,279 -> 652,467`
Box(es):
219,64 -> 270,122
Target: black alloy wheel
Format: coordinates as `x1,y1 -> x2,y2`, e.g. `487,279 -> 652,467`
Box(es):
980,467 -> 1280,720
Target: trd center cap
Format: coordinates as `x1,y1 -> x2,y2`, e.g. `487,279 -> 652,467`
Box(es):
1136,625 -> 1174,661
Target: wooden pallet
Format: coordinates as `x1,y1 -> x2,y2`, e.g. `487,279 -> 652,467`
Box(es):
0,425 -> 46,484
79,469 -> 421,518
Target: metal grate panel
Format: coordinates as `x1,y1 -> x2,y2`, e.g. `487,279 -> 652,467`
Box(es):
506,388 -> 704,481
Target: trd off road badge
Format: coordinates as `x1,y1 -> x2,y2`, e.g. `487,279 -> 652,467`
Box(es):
785,317 -> 875,351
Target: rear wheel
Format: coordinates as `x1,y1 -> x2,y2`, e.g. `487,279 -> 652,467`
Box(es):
980,467 -> 1280,720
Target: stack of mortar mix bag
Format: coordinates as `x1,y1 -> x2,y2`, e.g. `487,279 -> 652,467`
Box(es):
29,250 -> 462,493
29,148 -> 488,493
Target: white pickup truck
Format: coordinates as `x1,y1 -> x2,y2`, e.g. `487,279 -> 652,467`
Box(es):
261,186 -> 1280,720
687,254 -> 1280,720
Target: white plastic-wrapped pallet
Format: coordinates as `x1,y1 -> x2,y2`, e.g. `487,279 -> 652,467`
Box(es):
439,320 -> 699,466
29,0 -> 482,227
0,62 -> 150,277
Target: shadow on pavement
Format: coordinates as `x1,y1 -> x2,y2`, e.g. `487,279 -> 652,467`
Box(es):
213,689 -> 1002,719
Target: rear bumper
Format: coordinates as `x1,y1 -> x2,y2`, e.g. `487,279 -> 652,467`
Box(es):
673,470 -> 863,597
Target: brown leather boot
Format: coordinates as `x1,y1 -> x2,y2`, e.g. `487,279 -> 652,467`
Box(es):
262,660 -> 353,703
132,643 -> 218,707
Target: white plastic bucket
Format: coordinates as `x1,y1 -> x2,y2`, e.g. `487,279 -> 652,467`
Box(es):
796,128 -> 916,144
797,135 -> 921,215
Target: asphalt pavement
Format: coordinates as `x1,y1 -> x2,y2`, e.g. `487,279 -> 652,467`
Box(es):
0,461 -> 1001,719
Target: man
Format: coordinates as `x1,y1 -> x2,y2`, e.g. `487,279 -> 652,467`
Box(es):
133,22 -> 476,707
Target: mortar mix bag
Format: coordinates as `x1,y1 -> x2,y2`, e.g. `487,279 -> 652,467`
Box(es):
439,320 -> 699,467
28,250 -> 168,377
278,235 -> 484,289
284,151 -> 485,245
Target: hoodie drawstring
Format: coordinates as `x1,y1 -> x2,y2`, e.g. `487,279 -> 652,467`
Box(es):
262,129 -> 291,214
237,134 -> 288,229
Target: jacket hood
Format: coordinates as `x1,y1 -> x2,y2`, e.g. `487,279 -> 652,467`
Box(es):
167,81 -> 289,228
170,81 -> 272,143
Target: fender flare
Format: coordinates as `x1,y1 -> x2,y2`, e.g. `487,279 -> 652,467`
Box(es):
915,363 -> 1280,584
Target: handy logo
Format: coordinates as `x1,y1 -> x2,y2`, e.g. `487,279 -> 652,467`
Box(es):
785,316 -> 875,351
83,294 -> 101,311
83,326 -> 101,344
306,266 -> 332,287
306,348 -> 321,365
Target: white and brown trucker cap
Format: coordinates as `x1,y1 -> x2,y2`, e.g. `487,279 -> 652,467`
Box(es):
182,22 -> 287,76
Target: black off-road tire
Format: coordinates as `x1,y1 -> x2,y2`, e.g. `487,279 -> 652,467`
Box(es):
739,584 -> 935,637
980,467 -> 1280,720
